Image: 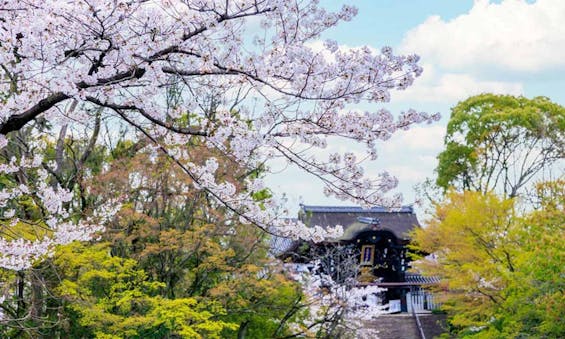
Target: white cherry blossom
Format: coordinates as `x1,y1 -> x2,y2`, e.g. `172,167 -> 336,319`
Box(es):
0,0 -> 439,269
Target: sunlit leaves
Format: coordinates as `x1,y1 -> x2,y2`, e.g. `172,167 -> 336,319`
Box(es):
436,94 -> 565,197
410,181 -> 565,337
54,242 -> 236,338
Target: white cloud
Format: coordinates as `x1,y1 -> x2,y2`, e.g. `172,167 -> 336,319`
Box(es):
399,0 -> 565,72
383,165 -> 429,183
393,64 -> 523,103
380,125 -> 446,154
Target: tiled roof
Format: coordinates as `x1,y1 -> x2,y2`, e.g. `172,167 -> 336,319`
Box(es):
405,273 -> 441,284
300,205 -> 414,213
299,204 -> 420,241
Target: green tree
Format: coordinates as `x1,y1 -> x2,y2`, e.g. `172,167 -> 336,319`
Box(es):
86,142 -> 306,338
54,241 -> 236,338
500,180 -> 564,338
436,94 -> 565,197
0,134 -> 305,338
410,181 -> 564,338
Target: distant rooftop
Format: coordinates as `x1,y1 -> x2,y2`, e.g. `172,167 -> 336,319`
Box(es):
300,204 -> 414,214
405,273 -> 441,285
299,204 -> 420,241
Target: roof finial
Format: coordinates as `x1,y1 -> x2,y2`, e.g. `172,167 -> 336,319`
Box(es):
357,216 -> 381,225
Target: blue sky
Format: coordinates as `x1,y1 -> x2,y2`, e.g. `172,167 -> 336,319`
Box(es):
321,0 -> 476,46
265,0 -> 565,215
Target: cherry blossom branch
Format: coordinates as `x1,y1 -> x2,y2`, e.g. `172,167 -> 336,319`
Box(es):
84,96 -> 208,136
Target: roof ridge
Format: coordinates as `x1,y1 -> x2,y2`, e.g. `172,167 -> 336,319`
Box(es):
299,204 -> 414,213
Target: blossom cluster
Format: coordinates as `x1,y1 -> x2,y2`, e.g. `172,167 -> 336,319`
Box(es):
285,263 -> 387,337
0,0 -> 437,269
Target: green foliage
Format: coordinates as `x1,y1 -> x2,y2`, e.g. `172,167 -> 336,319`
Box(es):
209,264 -> 303,338
409,191 -> 517,330
436,94 -> 565,197
110,140 -> 139,160
498,180 -> 565,338
0,130 -> 305,338
86,146 -> 304,338
422,93 -> 564,337
54,242 -> 236,338
410,180 -> 565,338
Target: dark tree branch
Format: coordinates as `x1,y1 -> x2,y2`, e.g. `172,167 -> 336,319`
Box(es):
85,96 -> 208,136
0,92 -> 69,135
0,67 -> 146,135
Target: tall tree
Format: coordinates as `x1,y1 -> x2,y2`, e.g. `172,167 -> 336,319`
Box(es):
436,94 -> 564,198
0,119 -> 118,336
92,143 -> 306,338
0,137 -> 307,338
410,181 -> 564,338
0,0 -> 439,269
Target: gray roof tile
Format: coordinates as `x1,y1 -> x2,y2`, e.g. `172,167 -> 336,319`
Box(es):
299,204 -> 421,241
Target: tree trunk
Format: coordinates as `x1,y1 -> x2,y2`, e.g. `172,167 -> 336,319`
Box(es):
30,270 -> 44,321
237,320 -> 249,339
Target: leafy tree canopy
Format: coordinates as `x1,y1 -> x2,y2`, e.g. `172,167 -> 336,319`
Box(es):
410,180 -> 564,338
436,94 -> 565,197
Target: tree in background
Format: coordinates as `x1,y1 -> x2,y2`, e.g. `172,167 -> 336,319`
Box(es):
411,93 -> 564,337
410,191 -> 519,331
436,94 -> 564,198
502,180 -> 564,338
0,0 -> 439,269
0,119 -> 117,337
410,180 -> 564,338
94,142 -> 305,338
53,242 -> 237,339
0,137 -> 307,338
0,112 -> 115,270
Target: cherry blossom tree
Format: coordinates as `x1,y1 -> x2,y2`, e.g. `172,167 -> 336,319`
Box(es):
286,258 -> 387,337
0,0 -> 439,270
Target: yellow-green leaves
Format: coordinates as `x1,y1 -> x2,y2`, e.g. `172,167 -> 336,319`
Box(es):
410,182 -> 564,338
53,242 -> 236,338
411,192 -> 516,328
437,94 -> 565,197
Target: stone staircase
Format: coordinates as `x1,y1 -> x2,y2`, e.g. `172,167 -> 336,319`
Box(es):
364,313 -> 448,339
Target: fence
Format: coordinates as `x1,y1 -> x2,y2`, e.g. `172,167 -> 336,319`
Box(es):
406,289 -> 440,313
